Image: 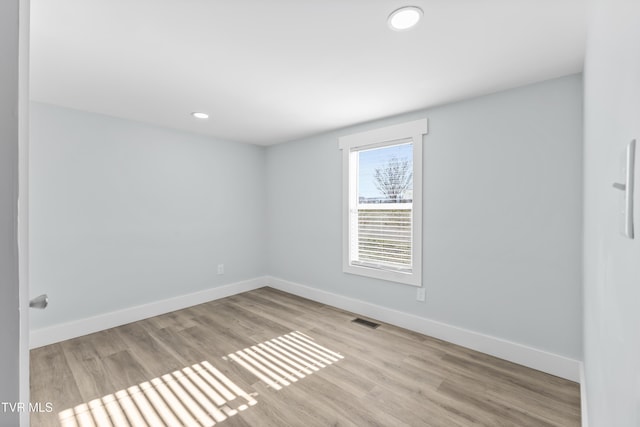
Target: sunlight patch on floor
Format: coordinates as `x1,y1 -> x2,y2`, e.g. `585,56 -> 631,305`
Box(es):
224,331 -> 344,391
58,361 -> 257,427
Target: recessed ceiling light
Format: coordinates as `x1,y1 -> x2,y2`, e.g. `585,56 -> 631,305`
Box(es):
388,6 -> 423,31
191,112 -> 209,119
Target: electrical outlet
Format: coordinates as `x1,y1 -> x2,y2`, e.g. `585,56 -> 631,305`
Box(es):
217,264 -> 224,275
416,287 -> 426,302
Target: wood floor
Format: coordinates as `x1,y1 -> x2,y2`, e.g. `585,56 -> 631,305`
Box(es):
30,287 -> 581,426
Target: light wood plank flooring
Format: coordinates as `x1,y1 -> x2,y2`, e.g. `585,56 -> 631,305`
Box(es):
30,287 -> 580,426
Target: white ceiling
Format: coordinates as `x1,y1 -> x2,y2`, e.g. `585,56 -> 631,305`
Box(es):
30,0 -> 586,146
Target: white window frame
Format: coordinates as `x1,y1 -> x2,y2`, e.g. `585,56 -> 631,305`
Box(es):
338,118 -> 427,287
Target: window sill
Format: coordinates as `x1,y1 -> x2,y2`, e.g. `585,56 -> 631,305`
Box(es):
343,263 -> 421,287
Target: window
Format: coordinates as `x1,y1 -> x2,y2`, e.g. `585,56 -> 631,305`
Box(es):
339,119 -> 427,286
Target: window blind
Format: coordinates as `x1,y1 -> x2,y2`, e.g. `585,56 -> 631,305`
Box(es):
352,204 -> 412,272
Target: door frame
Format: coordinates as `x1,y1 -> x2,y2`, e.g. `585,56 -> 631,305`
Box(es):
18,0 -> 30,425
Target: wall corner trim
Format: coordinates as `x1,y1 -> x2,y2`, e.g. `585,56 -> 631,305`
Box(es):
265,276 -> 581,382
580,362 -> 589,427
29,276 -> 268,349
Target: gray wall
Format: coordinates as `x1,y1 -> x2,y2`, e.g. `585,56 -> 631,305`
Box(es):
583,0 -> 640,424
29,103 -> 267,330
0,0 -> 20,425
267,75 -> 583,359
30,76 -> 584,363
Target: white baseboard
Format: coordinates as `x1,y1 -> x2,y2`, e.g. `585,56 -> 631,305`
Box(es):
580,362 -> 588,427
266,276 -> 581,382
30,276 -> 267,349
31,274 -> 581,383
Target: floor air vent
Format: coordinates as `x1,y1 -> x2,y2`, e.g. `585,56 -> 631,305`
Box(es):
351,318 -> 380,329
